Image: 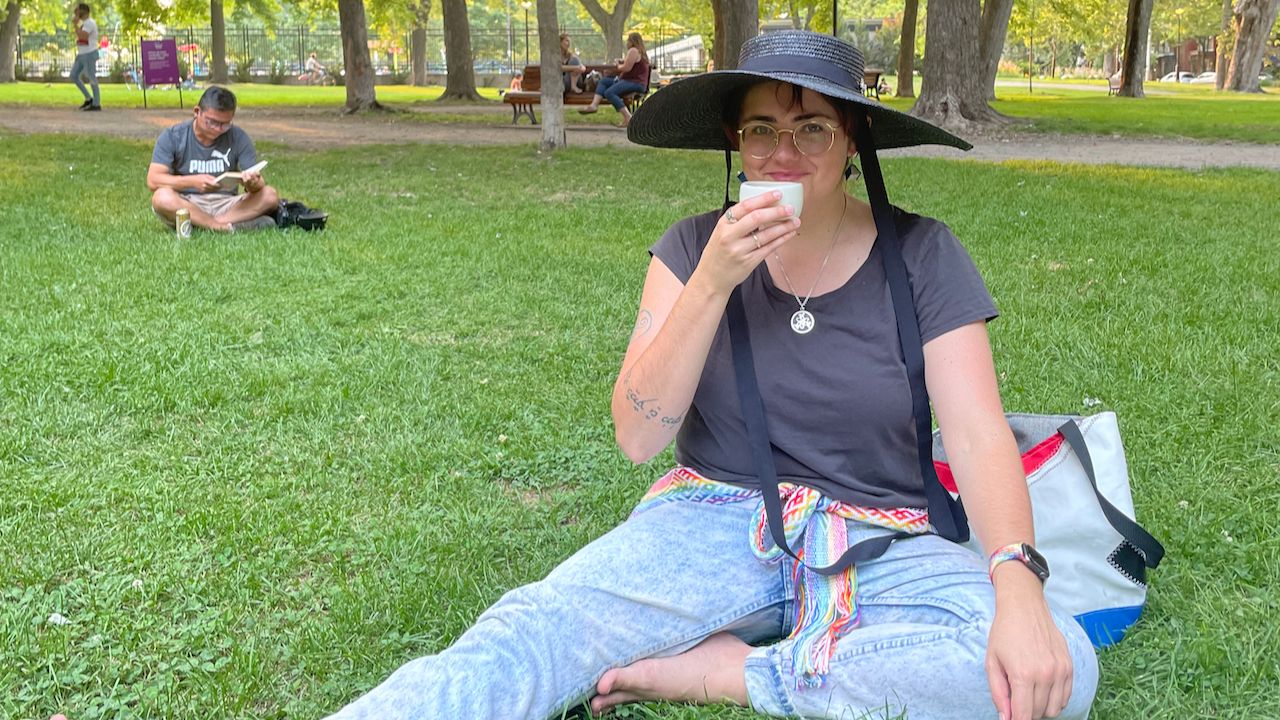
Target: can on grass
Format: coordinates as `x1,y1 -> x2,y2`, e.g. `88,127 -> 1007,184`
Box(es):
175,208 -> 192,239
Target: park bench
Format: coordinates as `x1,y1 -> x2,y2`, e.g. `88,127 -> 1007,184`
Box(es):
502,63 -> 650,124
863,67 -> 885,100
1108,73 -> 1122,96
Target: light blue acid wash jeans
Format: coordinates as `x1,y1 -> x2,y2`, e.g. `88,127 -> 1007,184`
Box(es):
325,494 -> 1098,719
70,51 -> 100,106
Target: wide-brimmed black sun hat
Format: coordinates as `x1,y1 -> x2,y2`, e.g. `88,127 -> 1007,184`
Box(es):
627,30 -> 971,153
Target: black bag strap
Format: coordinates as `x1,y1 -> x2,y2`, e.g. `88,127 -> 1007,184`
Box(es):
852,111 -> 969,544
1056,420 -> 1165,568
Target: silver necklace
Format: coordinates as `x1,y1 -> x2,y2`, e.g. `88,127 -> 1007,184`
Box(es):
772,194 -> 848,335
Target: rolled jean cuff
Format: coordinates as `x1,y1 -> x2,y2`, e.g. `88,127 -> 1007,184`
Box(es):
743,647 -> 796,716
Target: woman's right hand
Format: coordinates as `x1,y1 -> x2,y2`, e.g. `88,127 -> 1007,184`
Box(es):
691,191 -> 801,297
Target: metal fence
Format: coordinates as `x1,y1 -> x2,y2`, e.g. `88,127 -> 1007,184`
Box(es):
14,25 -> 703,83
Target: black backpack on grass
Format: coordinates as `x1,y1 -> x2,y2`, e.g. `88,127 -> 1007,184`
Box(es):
275,199 -> 328,231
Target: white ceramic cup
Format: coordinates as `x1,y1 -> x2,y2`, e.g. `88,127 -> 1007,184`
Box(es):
738,181 -> 804,220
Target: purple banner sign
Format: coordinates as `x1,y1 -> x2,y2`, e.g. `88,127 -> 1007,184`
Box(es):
141,38 -> 180,85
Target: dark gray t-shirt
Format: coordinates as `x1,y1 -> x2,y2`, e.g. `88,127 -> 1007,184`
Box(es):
650,207 -> 998,509
151,120 -> 257,195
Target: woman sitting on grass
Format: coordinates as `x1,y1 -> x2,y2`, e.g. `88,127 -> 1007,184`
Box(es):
324,31 -> 1097,720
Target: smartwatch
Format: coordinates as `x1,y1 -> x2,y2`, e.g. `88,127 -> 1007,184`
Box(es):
988,543 -> 1050,583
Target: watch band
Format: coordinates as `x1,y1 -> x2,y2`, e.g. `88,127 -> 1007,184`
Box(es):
988,542 -> 1049,583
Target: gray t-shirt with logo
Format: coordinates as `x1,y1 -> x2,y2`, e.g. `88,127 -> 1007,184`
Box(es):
649,207 -> 999,509
151,120 -> 257,195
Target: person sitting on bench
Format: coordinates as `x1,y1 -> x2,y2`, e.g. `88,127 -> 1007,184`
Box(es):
579,31 -> 649,128
560,33 -> 585,93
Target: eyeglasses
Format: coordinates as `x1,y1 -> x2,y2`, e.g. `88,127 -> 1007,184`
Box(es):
198,111 -> 232,131
737,120 -> 839,160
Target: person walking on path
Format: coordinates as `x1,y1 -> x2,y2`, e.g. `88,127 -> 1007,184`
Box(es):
70,3 -> 100,111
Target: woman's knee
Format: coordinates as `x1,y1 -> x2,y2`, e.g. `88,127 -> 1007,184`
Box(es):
1056,614 -> 1100,718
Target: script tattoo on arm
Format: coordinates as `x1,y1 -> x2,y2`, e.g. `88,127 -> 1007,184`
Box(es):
622,371 -> 685,428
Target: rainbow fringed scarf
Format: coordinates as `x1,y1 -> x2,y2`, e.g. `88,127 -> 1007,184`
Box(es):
632,466 -> 929,689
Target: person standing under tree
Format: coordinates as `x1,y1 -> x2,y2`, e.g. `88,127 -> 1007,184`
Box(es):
70,3 -> 100,111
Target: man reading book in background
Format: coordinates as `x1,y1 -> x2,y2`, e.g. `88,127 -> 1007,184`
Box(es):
147,86 -> 280,233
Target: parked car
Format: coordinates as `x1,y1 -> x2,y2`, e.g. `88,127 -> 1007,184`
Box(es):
1189,71 -> 1216,84
1159,71 -> 1195,82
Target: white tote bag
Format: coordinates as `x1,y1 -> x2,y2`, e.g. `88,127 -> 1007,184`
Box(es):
932,411 -> 1165,648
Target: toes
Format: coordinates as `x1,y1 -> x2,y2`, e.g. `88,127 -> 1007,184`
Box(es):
591,690 -> 644,716
596,668 -> 619,695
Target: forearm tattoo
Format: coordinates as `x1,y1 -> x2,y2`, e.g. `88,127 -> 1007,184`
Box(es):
622,371 -> 684,428
632,309 -> 653,339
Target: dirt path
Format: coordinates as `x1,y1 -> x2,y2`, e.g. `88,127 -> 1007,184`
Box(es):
3,105 -> 1279,170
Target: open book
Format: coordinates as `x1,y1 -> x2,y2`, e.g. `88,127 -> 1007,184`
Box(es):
214,160 -> 268,192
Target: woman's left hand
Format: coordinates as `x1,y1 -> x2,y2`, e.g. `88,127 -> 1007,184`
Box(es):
985,573 -> 1073,720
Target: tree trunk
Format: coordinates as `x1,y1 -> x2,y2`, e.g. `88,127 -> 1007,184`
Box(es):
411,28 -> 427,85
440,0 -> 480,100
896,0 -> 919,98
579,0 -> 637,62
911,0 -> 1003,130
712,0 -> 726,69
0,0 -> 20,83
338,0 -> 382,111
1215,0 -> 1234,89
979,0 -> 1016,100
537,0 -> 565,151
1118,0 -> 1153,97
411,0 -> 430,86
718,0 -> 758,70
1103,45 -> 1119,76
1226,0 -> 1280,92
210,0 -> 227,84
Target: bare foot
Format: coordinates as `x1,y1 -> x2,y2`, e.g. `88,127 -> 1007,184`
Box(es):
590,633 -> 752,716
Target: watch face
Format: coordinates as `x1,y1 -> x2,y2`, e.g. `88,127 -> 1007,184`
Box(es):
1023,543 -> 1051,581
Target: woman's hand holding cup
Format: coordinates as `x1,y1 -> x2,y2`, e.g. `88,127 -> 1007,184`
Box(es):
692,190 -> 801,296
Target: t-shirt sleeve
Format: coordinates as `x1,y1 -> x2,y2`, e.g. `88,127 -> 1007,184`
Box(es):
233,129 -> 258,170
648,211 -> 716,284
901,216 -> 999,344
151,127 -> 176,169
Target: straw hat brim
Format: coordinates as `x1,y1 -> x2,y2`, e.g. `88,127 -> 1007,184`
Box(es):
627,69 -> 972,152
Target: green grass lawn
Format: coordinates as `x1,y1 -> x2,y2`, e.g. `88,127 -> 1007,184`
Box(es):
1,132 -> 1278,719
0,80 -> 634,127
6,78 -> 1280,139
0,81 -> 506,108
877,78 -> 1280,145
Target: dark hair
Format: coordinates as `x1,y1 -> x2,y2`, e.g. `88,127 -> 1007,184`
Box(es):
76,3 -> 90,14
720,81 -> 857,149
198,86 -> 237,112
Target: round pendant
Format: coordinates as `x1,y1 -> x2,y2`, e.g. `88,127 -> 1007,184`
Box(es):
790,309 -> 815,334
